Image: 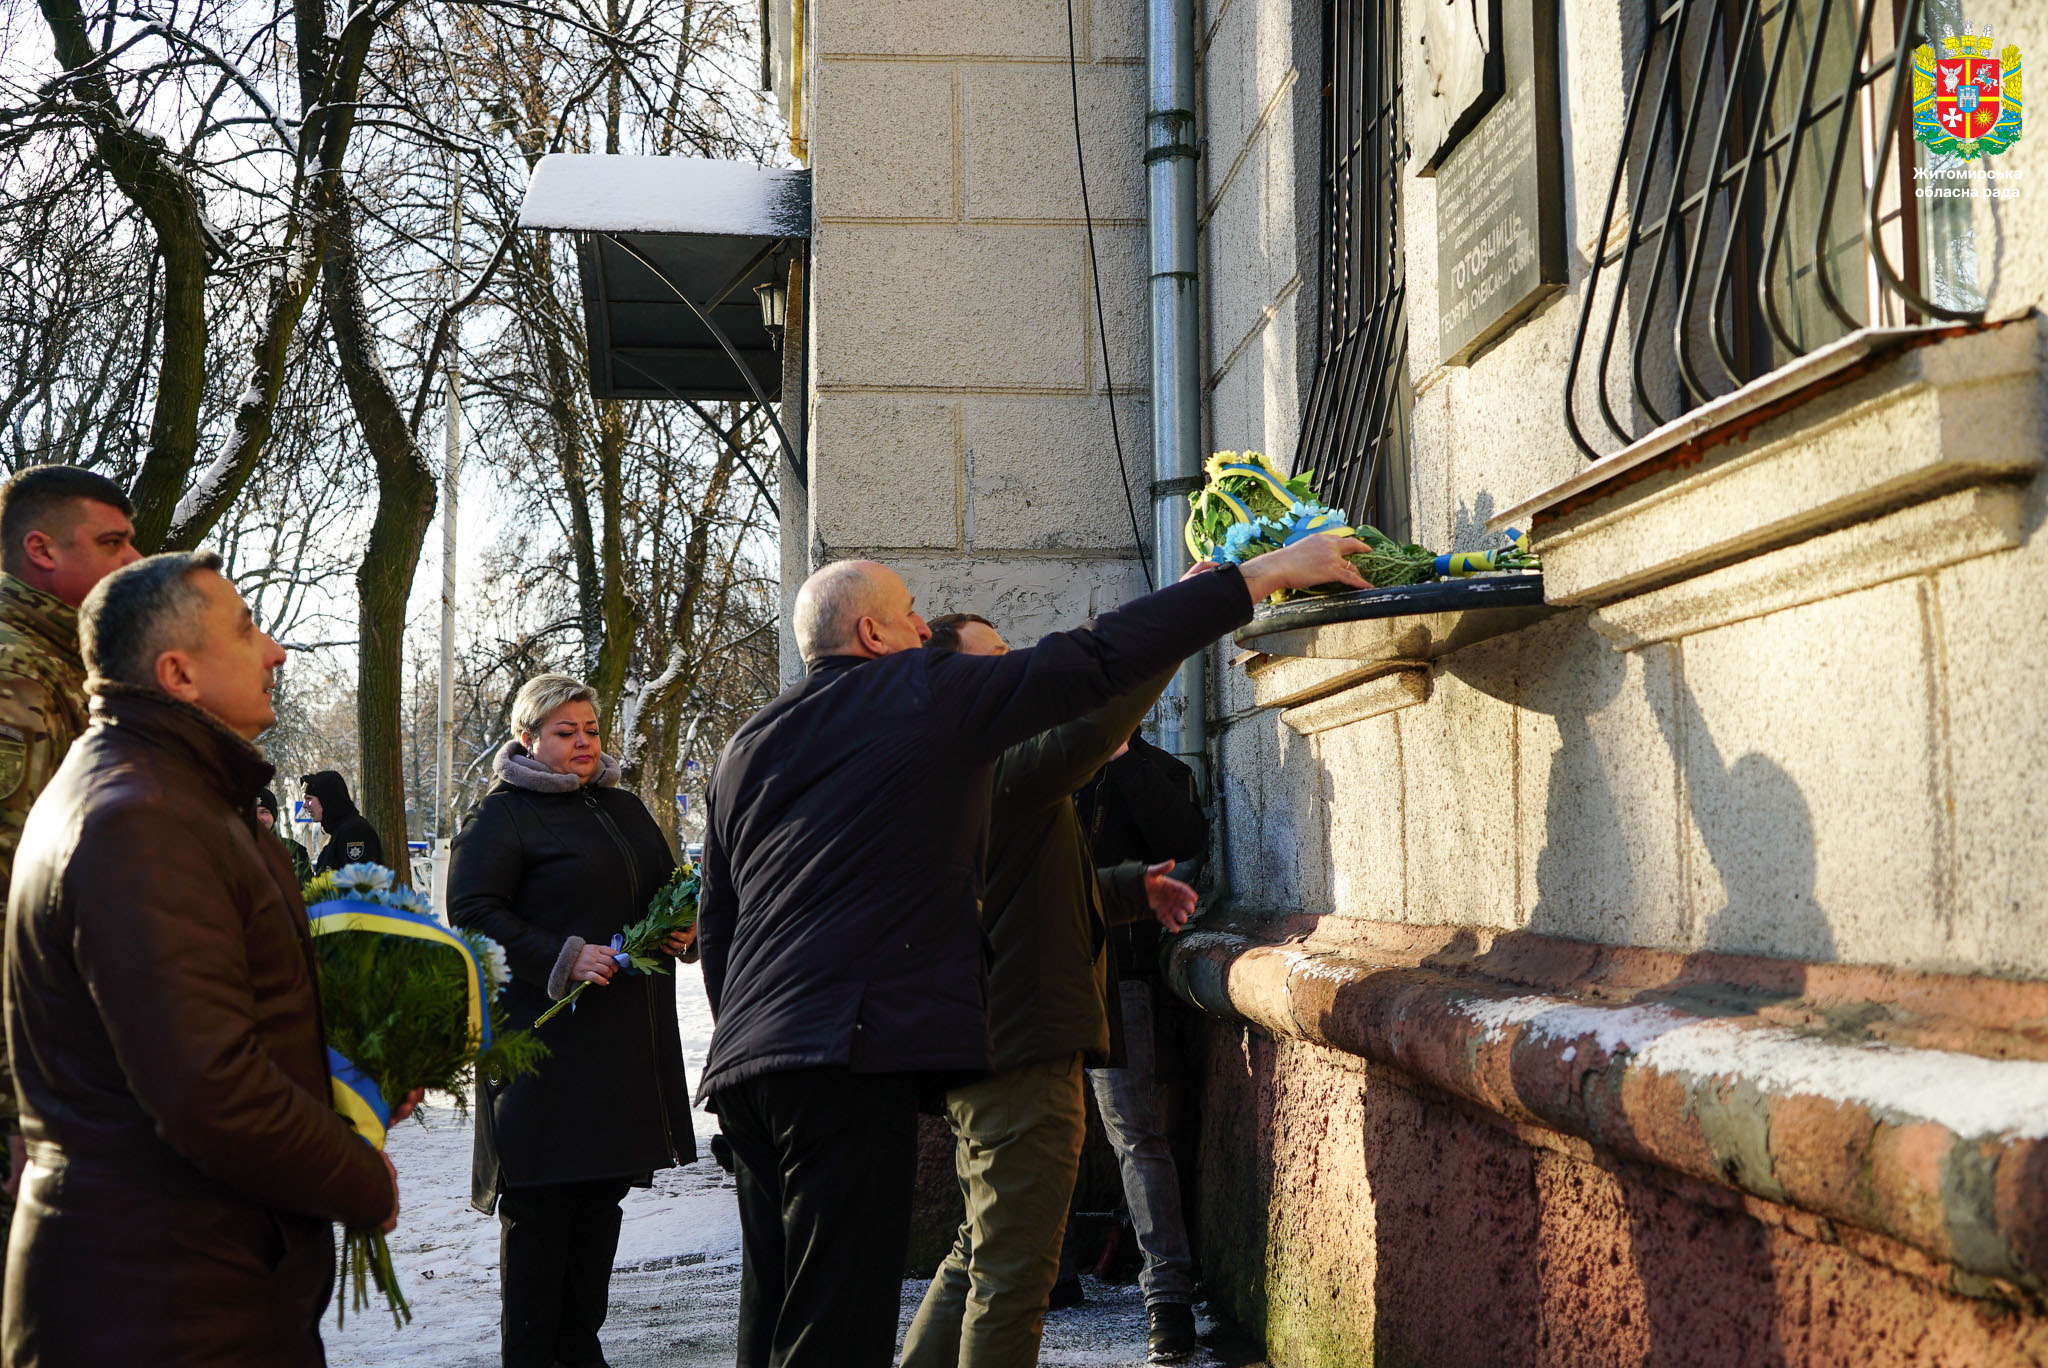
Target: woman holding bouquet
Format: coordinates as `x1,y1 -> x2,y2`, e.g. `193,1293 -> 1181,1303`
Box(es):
449,673 -> 698,1368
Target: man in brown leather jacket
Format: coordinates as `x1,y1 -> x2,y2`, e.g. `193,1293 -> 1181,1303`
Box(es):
3,551 -> 402,1366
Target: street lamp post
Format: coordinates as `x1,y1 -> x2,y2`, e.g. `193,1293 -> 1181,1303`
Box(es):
433,167 -> 462,916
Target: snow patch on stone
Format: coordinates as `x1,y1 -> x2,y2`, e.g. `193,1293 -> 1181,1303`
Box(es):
1280,946 -> 1357,988
1457,992 -> 2048,1140
1636,1019 -> 2048,1141
1460,994 -> 1694,1056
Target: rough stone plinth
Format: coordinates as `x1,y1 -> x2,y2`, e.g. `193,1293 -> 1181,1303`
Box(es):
1169,918 -> 2048,1300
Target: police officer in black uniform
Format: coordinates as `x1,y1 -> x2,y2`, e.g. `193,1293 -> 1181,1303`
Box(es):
300,770 -> 384,871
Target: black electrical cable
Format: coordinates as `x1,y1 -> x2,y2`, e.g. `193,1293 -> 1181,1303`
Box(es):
1066,0 -> 1156,592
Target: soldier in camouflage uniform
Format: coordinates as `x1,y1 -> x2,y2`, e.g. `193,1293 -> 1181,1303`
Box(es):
0,467 -> 139,1278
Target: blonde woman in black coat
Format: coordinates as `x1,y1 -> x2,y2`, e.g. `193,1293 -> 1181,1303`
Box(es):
450,673 -> 697,1368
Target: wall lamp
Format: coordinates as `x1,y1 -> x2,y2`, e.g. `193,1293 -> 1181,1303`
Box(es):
755,279 -> 788,346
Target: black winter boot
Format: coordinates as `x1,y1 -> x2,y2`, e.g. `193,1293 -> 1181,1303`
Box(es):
1147,1302 -> 1197,1363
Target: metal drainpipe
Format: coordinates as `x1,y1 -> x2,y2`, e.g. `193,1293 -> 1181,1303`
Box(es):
1148,0 -> 1203,788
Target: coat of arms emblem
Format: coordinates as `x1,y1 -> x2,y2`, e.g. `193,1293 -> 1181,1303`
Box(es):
1914,25 -> 2023,160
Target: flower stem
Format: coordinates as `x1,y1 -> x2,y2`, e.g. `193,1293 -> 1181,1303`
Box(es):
336,1225 -> 412,1328
533,982 -> 587,1028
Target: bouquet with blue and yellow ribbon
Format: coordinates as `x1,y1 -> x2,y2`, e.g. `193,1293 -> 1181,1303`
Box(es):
303,864 -> 546,1326
1184,451 -> 1538,598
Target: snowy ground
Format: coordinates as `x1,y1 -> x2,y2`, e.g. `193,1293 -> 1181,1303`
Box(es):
325,962 -> 1245,1368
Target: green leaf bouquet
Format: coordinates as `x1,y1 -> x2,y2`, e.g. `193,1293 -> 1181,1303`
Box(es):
533,860 -> 700,1029
303,863 -> 547,1327
1184,450 -> 1538,598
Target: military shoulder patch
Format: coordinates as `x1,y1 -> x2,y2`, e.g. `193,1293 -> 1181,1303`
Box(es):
0,725 -> 26,801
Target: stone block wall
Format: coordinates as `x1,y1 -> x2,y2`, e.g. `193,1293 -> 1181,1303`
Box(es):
1198,0 -> 2048,967
800,0 -> 1156,649
791,0 -> 2048,1357
1196,1029 -> 2048,1368
1197,0 -> 1319,461
1180,0 -> 2048,1360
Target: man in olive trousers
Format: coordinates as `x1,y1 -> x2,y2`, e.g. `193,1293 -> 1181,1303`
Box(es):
899,614 -> 1196,1368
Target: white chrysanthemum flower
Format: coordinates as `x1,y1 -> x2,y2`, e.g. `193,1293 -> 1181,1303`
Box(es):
457,929 -> 512,999
383,885 -> 433,917
479,940 -> 511,999
335,862 -> 394,895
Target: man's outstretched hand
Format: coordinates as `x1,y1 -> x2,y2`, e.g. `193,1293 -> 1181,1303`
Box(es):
1145,861 -> 1197,932
1237,534 -> 1372,602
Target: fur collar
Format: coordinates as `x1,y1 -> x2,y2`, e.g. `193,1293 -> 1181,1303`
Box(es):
493,740 -> 622,793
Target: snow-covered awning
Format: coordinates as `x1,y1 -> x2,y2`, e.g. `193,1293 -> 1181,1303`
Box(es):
517,154 -> 810,405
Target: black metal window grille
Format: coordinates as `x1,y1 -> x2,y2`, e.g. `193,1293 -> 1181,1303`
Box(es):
1295,0 -> 1411,536
1564,0 -> 1988,460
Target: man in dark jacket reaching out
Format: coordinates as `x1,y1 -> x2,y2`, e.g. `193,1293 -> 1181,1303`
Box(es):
301,768 -> 383,871
697,535 -> 1368,1368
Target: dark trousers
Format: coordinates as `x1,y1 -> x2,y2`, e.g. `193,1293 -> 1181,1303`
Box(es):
498,1175 -> 633,1368
717,1067 -> 919,1368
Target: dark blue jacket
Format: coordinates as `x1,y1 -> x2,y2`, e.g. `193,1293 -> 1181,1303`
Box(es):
695,565 -> 1253,1100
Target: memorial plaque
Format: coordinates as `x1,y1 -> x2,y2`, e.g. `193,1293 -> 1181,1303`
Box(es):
1433,0 -> 1565,365
1413,0 -> 1503,174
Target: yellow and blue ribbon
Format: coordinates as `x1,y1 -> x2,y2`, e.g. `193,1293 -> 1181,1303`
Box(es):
1435,549 -> 1499,576
1214,461 -> 1301,509
1433,530 -> 1534,578
1211,487 -> 1259,526
1281,508 -> 1354,543
307,896 -> 492,1053
327,1046 -> 390,1150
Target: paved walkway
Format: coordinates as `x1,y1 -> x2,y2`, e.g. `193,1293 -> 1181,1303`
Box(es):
322,1096 -> 1251,1368
424,1262 -> 1231,1368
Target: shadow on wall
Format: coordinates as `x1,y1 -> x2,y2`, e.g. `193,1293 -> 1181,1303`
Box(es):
1450,490 -> 1511,553
1358,1058 -> 1800,1367
1358,1068 -> 1544,1365
1662,663 -> 1833,962
1405,616 -> 1836,1364
1515,620 -> 1837,966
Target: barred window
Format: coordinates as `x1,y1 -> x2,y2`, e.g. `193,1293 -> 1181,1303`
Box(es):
1565,0 -> 1990,460
1294,0 -> 1412,537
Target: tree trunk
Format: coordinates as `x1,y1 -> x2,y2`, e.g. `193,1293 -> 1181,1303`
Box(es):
588,402 -> 634,728
646,687 -> 685,853
164,236 -> 328,548
38,0 -> 208,548
521,236 -> 605,676
323,186 -> 436,876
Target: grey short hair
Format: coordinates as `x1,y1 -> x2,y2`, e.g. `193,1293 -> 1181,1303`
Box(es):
511,673 -> 599,740
792,561 -> 879,665
81,551 -> 224,688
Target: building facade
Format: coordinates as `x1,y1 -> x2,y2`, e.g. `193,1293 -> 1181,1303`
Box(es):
768,0 -> 2048,1361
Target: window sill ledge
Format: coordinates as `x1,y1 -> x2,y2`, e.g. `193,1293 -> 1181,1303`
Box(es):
1234,575 -> 1557,662
1486,318 -> 2042,609
1232,578 -> 1558,727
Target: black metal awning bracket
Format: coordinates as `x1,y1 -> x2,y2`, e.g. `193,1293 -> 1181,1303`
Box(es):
600,230 -> 803,481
